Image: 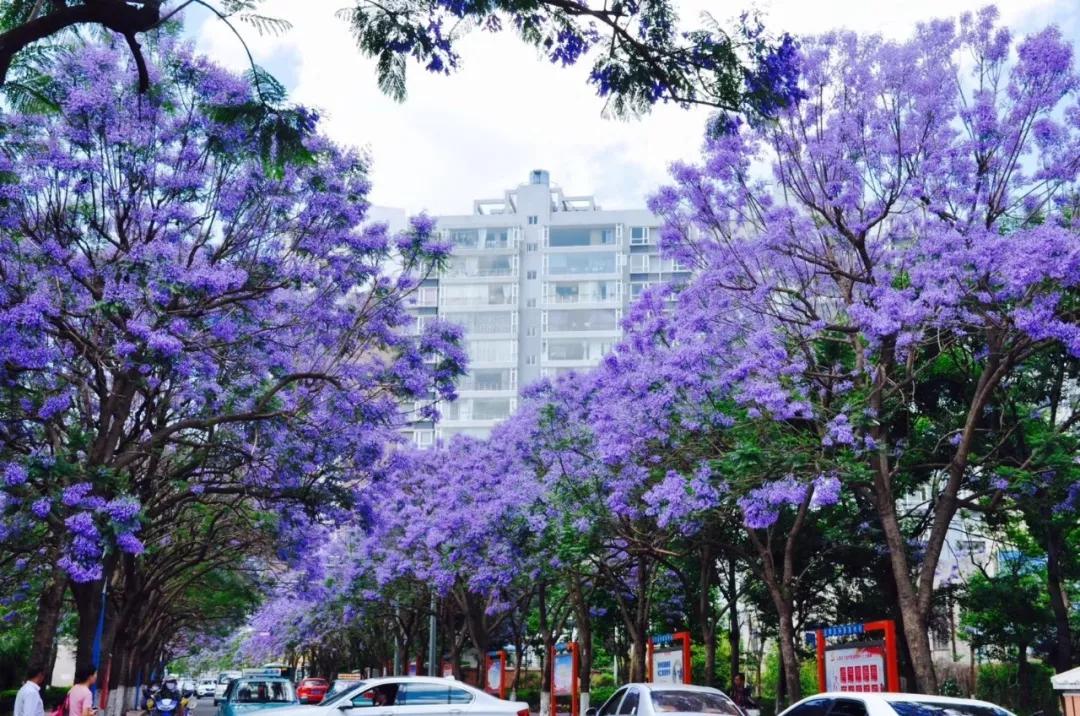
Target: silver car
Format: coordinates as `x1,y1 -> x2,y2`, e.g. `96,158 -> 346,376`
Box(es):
778,692 -> 1015,716
263,676 -> 528,716
587,684 -> 743,716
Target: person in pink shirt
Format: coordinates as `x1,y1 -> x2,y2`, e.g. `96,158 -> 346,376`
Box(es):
68,665 -> 97,716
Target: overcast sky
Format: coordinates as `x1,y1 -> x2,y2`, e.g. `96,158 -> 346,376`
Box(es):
188,0 -> 1078,215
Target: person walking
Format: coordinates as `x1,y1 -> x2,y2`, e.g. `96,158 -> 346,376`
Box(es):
68,665 -> 97,716
14,664 -> 46,716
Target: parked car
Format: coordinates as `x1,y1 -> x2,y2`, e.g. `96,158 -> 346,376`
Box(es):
778,693 -> 1014,716
296,678 -> 329,704
587,684 -> 742,716
197,680 -> 218,698
215,676 -> 298,716
180,680 -> 196,697
256,676 -> 528,716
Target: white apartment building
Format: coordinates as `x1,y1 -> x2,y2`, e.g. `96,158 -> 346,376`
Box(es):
403,170 -> 690,445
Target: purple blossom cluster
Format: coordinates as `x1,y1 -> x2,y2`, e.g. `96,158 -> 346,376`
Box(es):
0,38 -> 466,582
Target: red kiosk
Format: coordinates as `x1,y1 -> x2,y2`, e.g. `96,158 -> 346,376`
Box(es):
550,642 -> 580,716
806,620 -> 900,693
646,632 -> 692,684
484,650 -> 509,699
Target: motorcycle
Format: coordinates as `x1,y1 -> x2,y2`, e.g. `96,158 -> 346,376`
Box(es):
147,691 -> 188,716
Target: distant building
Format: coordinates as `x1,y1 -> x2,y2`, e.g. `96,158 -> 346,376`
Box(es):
404,170 -> 689,444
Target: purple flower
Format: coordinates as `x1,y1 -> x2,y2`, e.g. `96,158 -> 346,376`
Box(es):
3,463 -> 28,487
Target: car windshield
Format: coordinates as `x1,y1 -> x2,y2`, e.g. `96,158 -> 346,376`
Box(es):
233,680 -> 295,703
322,682 -> 367,706
651,691 -> 743,715
890,702 -> 1011,716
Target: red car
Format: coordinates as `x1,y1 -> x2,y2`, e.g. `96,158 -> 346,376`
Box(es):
296,678 -> 329,704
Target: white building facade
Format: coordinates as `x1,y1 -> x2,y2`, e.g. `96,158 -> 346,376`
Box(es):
404,170 -> 688,444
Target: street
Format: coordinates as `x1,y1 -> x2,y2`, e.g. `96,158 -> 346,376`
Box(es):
189,697 -> 217,716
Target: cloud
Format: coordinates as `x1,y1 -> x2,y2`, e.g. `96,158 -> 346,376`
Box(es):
187,0 -> 1077,214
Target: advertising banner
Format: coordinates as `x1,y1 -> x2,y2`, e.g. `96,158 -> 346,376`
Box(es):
650,647 -> 686,684
486,658 -> 503,693
825,642 -> 886,692
553,652 -> 574,696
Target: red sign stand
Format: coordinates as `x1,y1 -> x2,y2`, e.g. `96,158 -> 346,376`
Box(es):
550,642 -> 580,716
485,650 -> 509,699
808,620 -> 900,693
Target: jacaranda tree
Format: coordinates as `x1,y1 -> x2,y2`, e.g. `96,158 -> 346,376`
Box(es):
647,6 -> 1080,692
0,35 -> 465,675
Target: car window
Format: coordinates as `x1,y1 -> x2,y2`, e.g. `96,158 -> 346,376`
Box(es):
233,681 -> 295,703
618,689 -> 640,715
831,700 -> 869,716
448,688 -> 473,704
400,683 -> 451,705
323,682 -> 367,707
351,684 -> 399,708
786,699 -> 834,716
599,688 -> 627,716
650,690 -> 742,715
889,702 -> 1011,716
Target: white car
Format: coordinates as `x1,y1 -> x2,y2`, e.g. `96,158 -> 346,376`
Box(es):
779,693 -> 1014,716
587,684 -> 743,716
196,680 -> 217,698
266,676 -> 528,716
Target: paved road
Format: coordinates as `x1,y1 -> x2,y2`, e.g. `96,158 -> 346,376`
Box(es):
189,697 -> 218,716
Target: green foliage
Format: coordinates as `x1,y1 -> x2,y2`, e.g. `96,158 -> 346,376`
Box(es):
975,662 -> 1059,716
960,564 -> 1053,661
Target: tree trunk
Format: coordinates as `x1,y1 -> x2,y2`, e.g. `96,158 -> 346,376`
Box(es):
872,486 -> 937,693
572,577 -> 593,715
72,578 -> 105,671
1017,641 -> 1030,713
727,559 -> 740,689
1045,526 -> 1073,672
776,603 -> 802,705
539,583 -> 552,716
29,565 -> 68,676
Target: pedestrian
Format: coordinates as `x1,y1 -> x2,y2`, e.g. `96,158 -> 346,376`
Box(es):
731,672 -> 758,711
14,664 -> 46,716
68,664 -> 97,716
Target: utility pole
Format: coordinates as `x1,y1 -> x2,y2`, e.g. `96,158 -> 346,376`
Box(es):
428,593 -> 438,676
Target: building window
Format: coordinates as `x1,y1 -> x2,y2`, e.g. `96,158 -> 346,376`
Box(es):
546,251 -> 618,275
525,355 -> 537,365
527,242 -> 538,252
526,327 -> 537,337
528,216 -> 538,225
548,226 -> 616,247
629,254 -> 650,273
527,270 -> 537,280
526,298 -> 536,308
630,226 -> 649,244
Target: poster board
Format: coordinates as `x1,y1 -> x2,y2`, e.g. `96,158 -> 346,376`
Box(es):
647,632 -> 692,685
485,651 -> 507,699
825,641 -> 887,692
651,647 -> 687,684
552,652 -> 574,696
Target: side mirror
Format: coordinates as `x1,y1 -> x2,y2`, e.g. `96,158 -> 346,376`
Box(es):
585,709 -> 598,716
338,704 -> 353,711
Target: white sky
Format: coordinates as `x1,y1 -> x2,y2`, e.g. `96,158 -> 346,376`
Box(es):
187,0 -> 1078,215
